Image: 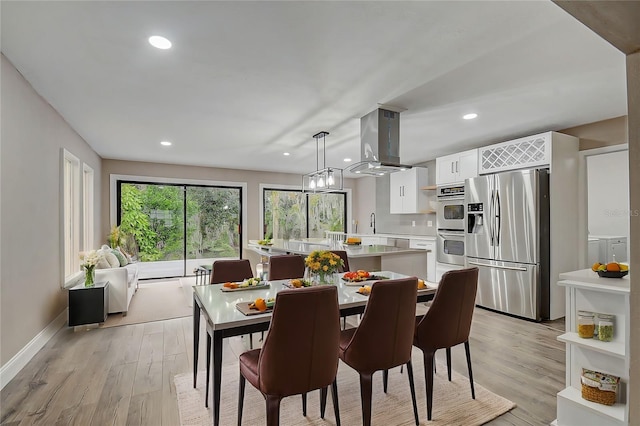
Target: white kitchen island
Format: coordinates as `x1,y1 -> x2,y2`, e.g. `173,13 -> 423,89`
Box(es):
248,239 -> 430,280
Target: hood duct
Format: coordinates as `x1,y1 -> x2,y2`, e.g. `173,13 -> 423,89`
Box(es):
346,108 -> 412,176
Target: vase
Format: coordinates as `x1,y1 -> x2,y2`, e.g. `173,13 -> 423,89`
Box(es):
311,271 -> 336,285
84,265 -> 95,287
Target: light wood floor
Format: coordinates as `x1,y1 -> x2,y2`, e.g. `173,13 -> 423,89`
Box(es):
0,307 -> 565,426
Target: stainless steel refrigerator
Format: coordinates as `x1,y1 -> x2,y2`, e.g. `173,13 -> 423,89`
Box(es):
465,169 -> 550,320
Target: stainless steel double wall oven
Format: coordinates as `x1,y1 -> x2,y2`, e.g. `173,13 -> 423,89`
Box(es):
436,184 -> 466,266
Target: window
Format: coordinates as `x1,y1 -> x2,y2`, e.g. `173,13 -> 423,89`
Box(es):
263,188 -> 346,239
116,181 -> 242,279
82,164 -> 94,250
63,149 -> 80,279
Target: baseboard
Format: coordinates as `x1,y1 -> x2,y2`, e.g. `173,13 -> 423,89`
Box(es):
0,308 -> 68,390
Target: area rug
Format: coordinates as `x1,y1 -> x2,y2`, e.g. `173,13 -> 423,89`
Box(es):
101,279 -> 192,328
174,353 -> 516,425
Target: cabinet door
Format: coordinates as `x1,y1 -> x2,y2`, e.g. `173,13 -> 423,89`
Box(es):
436,155 -> 457,185
457,149 -> 478,181
389,171 -> 405,214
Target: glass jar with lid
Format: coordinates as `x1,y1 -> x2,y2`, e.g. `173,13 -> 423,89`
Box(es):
597,313 -> 615,342
577,311 -> 595,338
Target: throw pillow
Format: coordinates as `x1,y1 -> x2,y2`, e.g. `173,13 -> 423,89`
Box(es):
111,249 -> 128,267
117,246 -> 133,263
99,249 -> 120,268
96,257 -> 111,269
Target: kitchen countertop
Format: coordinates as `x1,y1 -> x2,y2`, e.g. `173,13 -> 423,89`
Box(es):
343,233 -> 436,241
248,239 -> 429,257
558,268 -> 630,293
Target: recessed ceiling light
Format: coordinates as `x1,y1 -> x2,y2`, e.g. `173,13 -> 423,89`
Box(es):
149,36 -> 172,50
378,173 -> 385,176
344,158 -> 352,162
355,171 -> 361,174
160,140 -> 172,146
463,113 -> 478,120
283,152 -> 290,156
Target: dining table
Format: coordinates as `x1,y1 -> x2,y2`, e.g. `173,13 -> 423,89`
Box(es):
192,271 -> 437,426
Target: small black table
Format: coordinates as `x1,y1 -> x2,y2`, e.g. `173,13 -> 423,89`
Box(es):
68,281 -> 109,326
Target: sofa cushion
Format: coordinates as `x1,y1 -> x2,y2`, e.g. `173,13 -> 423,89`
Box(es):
111,249 -> 128,267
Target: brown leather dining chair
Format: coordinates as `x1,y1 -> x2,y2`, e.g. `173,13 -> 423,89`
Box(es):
210,259 -> 254,285
338,278 -> 420,426
268,254 -> 305,280
237,286 -> 341,426
203,259 -> 255,406
330,250 -> 350,272
413,267 -> 479,420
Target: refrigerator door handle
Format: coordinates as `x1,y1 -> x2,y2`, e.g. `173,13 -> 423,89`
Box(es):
489,190 -> 495,246
495,190 -> 501,246
467,260 -> 528,272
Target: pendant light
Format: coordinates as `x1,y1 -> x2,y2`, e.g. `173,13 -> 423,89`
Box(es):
302,131 -> 343,193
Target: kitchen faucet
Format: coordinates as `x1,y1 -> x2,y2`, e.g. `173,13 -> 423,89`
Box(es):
370,212 -> 376,234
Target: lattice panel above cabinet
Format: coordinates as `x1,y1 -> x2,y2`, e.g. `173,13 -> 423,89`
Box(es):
479,133 -> 551,174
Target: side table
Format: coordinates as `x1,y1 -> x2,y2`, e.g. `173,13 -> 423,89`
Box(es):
68,281 -> 110,326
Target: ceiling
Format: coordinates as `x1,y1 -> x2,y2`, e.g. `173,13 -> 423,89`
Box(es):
1,1 -> 627,176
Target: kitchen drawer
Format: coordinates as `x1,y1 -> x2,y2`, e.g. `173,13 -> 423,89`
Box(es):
409,239 -> 434,250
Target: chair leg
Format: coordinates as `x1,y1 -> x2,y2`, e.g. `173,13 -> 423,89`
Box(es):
249,334 -> 253,350
237,374 -> 246,426
320,387 -> 328,418
406,361 -> 420,426
205,332 -> 211,408
383,369 -> 388,393
342,316 -> 346,330
301,392 -> 307,416
331,378 -> 341,426
446,347 -> 452,382
266,395 -> 281,426
465,341 -> 476,399
423,351 -> 435,421
358,373 -> 373,426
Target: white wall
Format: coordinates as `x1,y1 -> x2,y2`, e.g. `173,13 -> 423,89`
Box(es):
0,55 -> 102,367
587,150 -> 630,239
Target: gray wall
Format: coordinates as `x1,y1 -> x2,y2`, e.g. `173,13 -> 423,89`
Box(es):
375,160 -> 437,236
1,55 -> 102,366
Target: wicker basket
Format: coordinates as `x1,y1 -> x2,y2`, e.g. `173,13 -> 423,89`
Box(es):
581,369 -> 619,406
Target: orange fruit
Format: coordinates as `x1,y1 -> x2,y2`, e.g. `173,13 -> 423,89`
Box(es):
254,298 -> 267,311
417,279 -> 426,289
606,262 -> 620,272
591,262 -> 602,272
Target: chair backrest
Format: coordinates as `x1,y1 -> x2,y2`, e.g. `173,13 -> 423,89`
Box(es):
415,267 -> 479,351
209,259 -> 253,284
268,254 -> 305,280
341,278 -> 418,373
330,250 -> 350,272
258,286 -> 340,397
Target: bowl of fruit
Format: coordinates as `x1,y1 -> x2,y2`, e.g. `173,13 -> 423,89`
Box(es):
592,261 -> 629,278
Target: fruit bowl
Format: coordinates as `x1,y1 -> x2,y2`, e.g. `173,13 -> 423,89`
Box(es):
597,270 -> 629,278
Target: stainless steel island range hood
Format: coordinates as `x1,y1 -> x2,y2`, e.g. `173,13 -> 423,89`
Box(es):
346,108 -> 412,176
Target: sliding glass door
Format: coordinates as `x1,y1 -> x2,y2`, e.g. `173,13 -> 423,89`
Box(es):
117,181 -> 242,279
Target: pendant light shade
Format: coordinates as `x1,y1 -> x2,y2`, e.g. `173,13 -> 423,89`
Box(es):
302,131 -> 343,193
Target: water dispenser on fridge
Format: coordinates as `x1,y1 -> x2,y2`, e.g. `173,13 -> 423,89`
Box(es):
467,203 -> 484,235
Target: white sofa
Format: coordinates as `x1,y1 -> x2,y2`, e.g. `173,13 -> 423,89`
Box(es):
95,263 -> 139,314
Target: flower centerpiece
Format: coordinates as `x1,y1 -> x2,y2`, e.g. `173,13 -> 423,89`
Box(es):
79,250 -> 103,287
304,250 -> 344,285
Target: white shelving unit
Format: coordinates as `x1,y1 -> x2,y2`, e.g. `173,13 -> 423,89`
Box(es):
555,269 -> 630,426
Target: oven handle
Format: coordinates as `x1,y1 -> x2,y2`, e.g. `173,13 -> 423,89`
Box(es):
467,261 -> 527,272
437,231 -> 465,238
437,195 -> 465,201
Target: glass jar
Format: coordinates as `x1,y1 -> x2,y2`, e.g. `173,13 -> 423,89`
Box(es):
597,313 -> 615,342
577,311 -> 595,338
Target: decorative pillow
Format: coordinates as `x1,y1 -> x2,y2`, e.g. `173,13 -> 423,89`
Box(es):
101,244 -> 111,250
117,246 -> 133,263
99,249 -> 120,268
111,249 -> 128,267
96,257 -> 111,269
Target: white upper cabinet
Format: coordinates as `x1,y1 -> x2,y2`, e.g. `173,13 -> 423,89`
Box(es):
435,148 -> 478,185
389,167 -> 429,214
